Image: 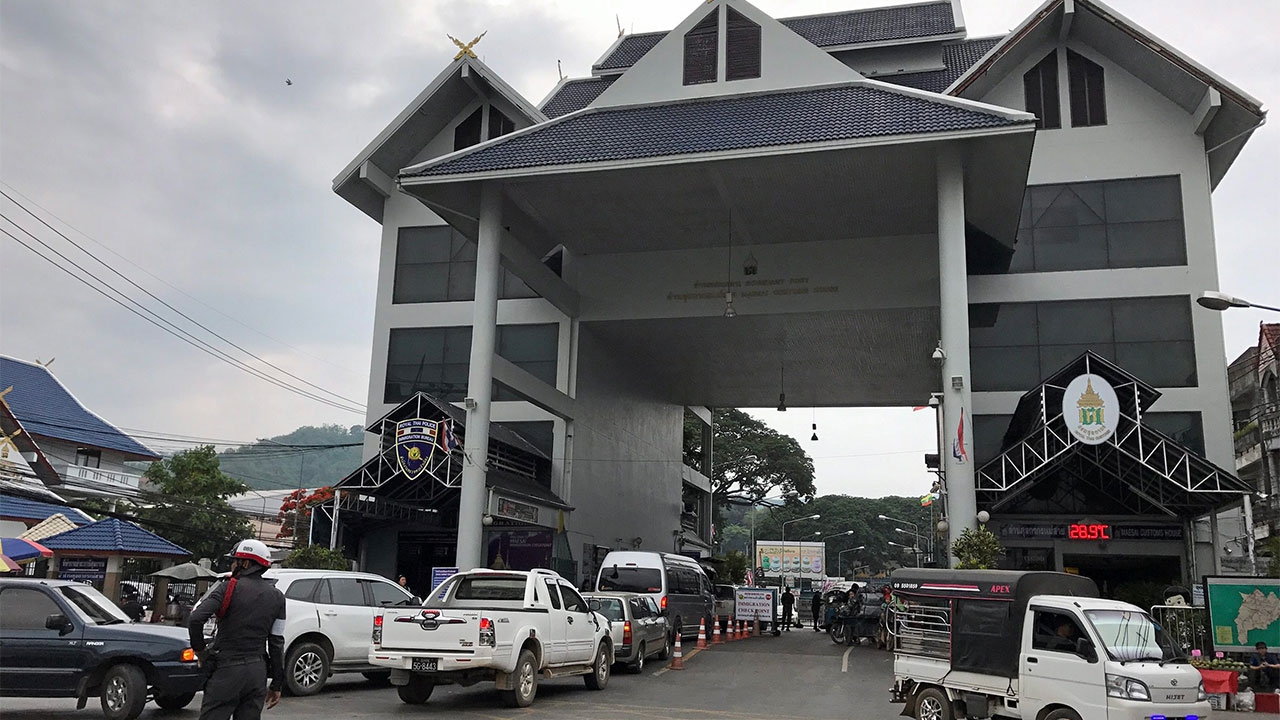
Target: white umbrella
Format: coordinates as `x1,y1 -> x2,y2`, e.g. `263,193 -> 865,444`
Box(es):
149,562 -> 219,581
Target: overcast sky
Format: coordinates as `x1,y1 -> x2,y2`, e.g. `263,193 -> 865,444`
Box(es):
1,0 -> 1275,499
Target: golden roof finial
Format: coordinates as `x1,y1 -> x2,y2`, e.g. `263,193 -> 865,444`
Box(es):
448,31 -> 487,60
1077,378 -> 1105,408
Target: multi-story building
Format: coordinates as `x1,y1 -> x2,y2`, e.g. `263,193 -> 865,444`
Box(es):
1232,325 -> 1280,542
0,356 -> 159,499
332,0 -> 1262,590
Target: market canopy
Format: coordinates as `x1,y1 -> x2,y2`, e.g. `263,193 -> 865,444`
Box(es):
976,352 -> 1251,517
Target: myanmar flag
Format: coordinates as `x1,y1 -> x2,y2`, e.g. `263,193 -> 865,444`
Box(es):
920,494 -> 934,507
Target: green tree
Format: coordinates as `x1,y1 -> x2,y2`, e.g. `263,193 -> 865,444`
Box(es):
139,446 -> 253,561
282,544 -> 351,570
950,525 -> 1004,569
684,409 -> 816,505
720,550 -> 750,584
719,524 -> 752,555
749,495 -> 936,575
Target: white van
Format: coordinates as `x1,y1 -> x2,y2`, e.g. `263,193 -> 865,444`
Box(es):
595,551 -> 713,641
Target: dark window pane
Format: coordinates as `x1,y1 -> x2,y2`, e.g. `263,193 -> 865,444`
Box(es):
488,107 -> 515,139
1103,177 -> 1181,223
454,107 -> 483,150
1145,412 -> 1205,454
726,8 -> 761,81
367,580 -> 411,606
1106,221 -> 1186,268
386,326 -> 558,404
285,579 -> 318,601
972,346 -> 1042,392
499,324 -> 559,363
1032,225 -> 1108,272
1040,343 -> 1113,378
970,303 -> 1038,347
1037,301 -> 1114,345
499,421 -> 555,456
1034,185 -> 1104,227
1067,49 -> 1106,127
502,270 -> 537,299
683,11 -> 718,85
1115,341 -> 1197,387
398,227 -> 453,263
1022,51 -> 1060,130
1112,297 -> 1192,342
447,261 -> 477,300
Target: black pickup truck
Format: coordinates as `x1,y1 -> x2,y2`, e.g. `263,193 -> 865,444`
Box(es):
0,578 -> 205,719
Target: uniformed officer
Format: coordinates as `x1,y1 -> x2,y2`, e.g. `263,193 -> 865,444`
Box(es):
188,539 -> 286,719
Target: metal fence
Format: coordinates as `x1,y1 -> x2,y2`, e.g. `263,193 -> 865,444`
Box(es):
892,600 -> 952,659
1150,604 -> 1207,655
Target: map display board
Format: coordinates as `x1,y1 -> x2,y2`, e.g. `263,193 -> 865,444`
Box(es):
1205,576 -> 1280,651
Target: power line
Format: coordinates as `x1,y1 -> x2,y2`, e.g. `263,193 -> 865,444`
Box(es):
0,188 -> 365,402
1,224 -> 364,415
0,182 -> 365,380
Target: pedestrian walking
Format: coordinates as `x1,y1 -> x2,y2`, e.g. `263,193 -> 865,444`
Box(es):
811,590 -> 823,632
780,587 -> 795,631
188,539 -> 286,720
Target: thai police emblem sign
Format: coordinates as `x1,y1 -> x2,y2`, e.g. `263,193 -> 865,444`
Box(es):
395,419 -> 440,480
1063,374 -> 1119,445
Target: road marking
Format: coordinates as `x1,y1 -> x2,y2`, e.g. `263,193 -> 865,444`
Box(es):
841,647 -> 853,673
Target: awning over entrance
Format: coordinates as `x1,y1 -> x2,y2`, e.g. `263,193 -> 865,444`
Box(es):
335,393 -> 570,527
977,352 -> 1250,517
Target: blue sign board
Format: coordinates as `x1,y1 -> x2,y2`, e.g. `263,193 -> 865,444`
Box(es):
431,567 -> 459,592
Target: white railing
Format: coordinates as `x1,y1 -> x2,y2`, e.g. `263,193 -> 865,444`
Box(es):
59,463 -> 142,489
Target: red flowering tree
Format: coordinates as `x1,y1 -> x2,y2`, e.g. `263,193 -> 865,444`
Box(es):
277,486 -> 335,544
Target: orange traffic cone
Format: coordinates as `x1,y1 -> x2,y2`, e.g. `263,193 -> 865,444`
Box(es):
697,617 -> 708,649
736,620 -> 744,639
671,631 -> 685,670
712,615 -> 723,644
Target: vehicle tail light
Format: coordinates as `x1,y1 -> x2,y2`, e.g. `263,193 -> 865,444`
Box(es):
372,613 -> 383,647
479,616 -> 496,647
623,621 -> 632,646
181,648 -> 197,663
660,595 -> 667,610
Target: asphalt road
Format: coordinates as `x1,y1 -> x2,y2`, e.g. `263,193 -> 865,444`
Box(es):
1,629 -> 901,719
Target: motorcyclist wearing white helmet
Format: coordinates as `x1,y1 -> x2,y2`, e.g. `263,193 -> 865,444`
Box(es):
188,539 -> 286,719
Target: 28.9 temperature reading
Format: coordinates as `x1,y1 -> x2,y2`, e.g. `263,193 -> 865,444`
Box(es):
1068,523 -> 1110,540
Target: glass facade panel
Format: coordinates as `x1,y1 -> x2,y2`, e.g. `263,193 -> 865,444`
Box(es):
992,176 -> 1185,274
385,324 -> 559,403
970,297 -> 1195,391
393,226 -> 541,304
972,414 -> 1013,467
498,421 -> 555,457
1145,412 -> 1205,455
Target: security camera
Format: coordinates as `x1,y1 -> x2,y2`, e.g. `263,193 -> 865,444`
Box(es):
932,345 -> 946,364
928,394 -> 941,408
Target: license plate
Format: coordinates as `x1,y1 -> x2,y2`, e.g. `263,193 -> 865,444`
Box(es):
411,657 -> 438,672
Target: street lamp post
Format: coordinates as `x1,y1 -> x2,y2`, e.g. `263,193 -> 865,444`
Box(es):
879,514 -> 929,563
782,514 -> 820,590
820,530 -> 855,577
888,541 -> 922,568
837,545 -> 865,577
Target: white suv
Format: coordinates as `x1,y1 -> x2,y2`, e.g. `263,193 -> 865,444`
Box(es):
265,569 -> 417,695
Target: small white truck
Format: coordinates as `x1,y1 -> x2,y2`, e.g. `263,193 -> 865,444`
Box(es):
369,568 -> 613,708
889,568 -> 1210,720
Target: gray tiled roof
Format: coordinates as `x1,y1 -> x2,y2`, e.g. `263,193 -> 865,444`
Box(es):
542,76 -> 619,119
879,36 -> 1004,94
406,84 -> 1025,178
594,2 -> 956,73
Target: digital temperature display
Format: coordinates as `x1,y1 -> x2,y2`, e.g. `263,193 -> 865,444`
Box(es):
1068,523 -> 1111,540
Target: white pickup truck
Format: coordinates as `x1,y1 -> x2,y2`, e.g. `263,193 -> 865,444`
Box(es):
370,568 -> 613,708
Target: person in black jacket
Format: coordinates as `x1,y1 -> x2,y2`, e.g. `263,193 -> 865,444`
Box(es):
811,591 -> 823,632
780,588 -> 795,631
188,539 -> 286,720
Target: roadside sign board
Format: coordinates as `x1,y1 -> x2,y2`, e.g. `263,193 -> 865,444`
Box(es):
1205,575 -> 1280,652
735,587 -> 777,621
431,567 -> 459,592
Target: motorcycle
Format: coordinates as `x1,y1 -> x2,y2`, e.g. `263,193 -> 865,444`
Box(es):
827,595 -> 856,645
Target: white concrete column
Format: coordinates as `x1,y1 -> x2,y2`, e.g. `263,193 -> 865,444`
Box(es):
458,182 -> 504,570
937,144 -> 977,552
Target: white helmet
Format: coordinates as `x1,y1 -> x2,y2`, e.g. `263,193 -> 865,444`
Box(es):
231,539 -> 272,568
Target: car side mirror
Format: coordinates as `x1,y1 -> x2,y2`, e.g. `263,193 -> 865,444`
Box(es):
1076,637 -> 1097,662
589,599 -> 601,612
45,613 -> 73,635
410,595 -> 423,605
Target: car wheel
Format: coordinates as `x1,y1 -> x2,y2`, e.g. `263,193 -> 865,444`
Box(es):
630,642 -> 646,673
285,641 -> 330,696
153,691 -> 196,710
100,664 -> 147,720
361,671 -> 392,686
397,675 -> 434,705
915,687 -> 953,720
657,633 -> 672,660
504,649 -> 538,708
584,644 -> 610,690
1043,710 -> 1082,720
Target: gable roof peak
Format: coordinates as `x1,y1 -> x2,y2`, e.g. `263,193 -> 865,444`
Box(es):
591,0 -> 860,111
